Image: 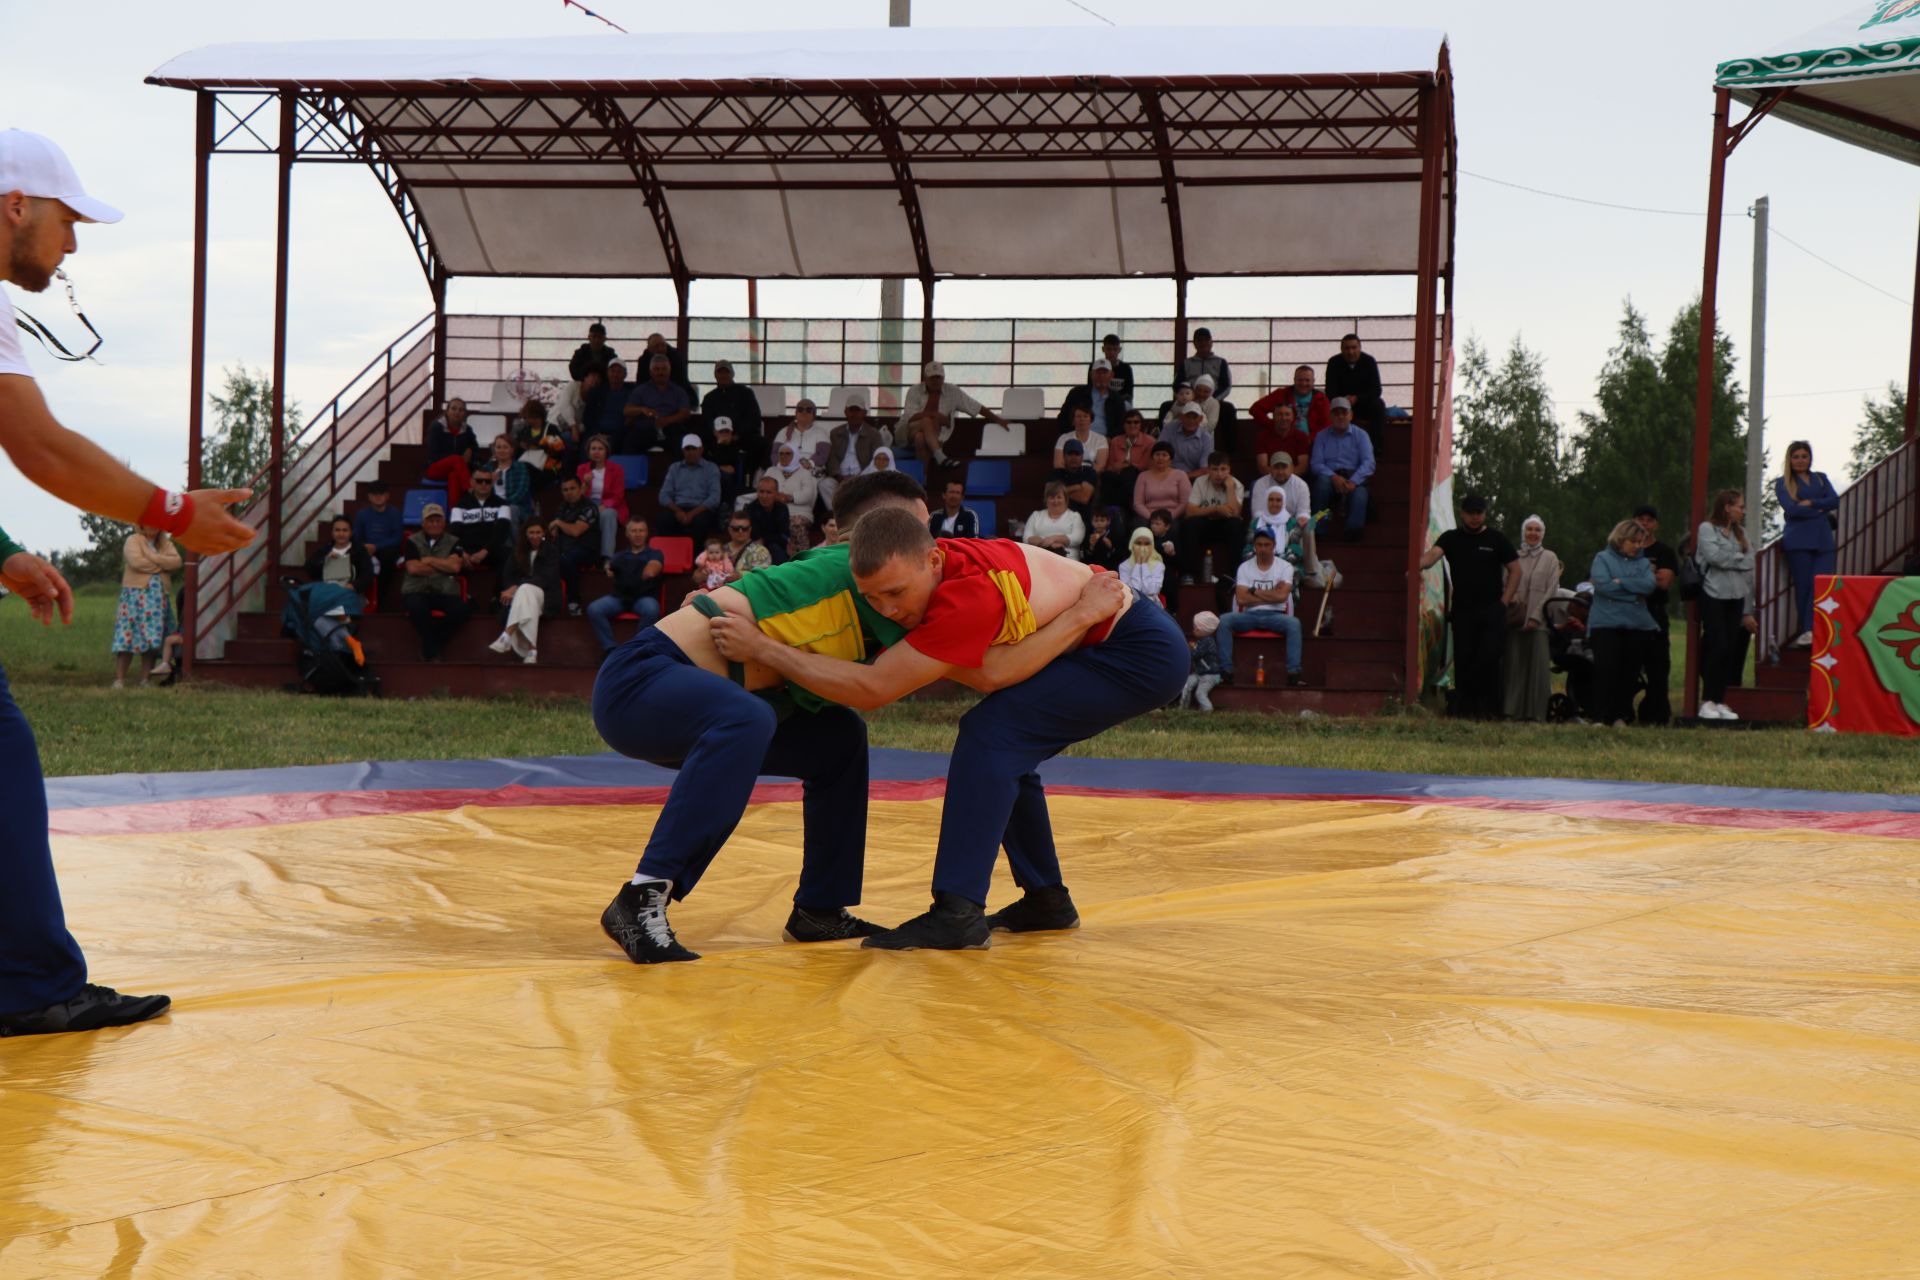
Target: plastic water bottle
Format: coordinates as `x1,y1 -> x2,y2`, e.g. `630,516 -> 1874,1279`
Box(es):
1202,549 -> 1214,580
1255,655 -> 1267,686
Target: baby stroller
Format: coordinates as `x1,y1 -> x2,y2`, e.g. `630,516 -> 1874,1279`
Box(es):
280,579 -> 379,697
1542,586 -> 1595,723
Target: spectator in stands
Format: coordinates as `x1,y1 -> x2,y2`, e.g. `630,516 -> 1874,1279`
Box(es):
1057,360 -> 1129,437
352,485 -> 406,579
490,521 -> 560,665
515,398 -> 572,489
1326,333 -> 1386,441
1179,451 -> 1245,593
1250,370 -> 1327,439
626,353 -> 693,454
587,518 -> 664,652
859,445 -> 898,477
1696,489 -> 1757,722
701,360 -> 764,469
930,478 -> 979,538
743,475 -> 792,566
1180,326 -> 1232,399
1775,440 -> 1840,648
1098,333 -> 1136,404
659,431 -> 722,550
575,434 -> 630,559
489,434 -> 533,529
307,516 -> 375,600
587,362 -> 630,446
450,469 -> 515,571
898,360 -> 1009,469
1179,610 -> 1225,711
820,397 -> 882,511
423,397 -> 478,505
111,526 -> 181,689
1119,526 -> 1166,605
1160,382 -> 1196,432
1134,441 -> 1191,530
695,535 -> 734,591
569,321 -> 618,384
401,504 -> 471,661
642,332 -> 695,400
1050,438 -> 1100,519
1250,450 -> 1310,528
754,442 -> 818,538
770,398 -> 830,475
1217,528 -> 1304,687
1024,481 -> 1085,559
1053,406 -> 1109,470
1251,399 -> 1311,475
1308,399 -> 1374,541
1159,401 -> 1214,479
548,474 -> 599,616
1504,514 -> 1563,722
1084,509 -> 1118,568
707,418 -> 747,506
722,512 -> 772,579
1588,518 -> 1660,728
1193,374 -> 1235,454
1250,485 -> 1294,548
815,515 -> 839,547
1102,408 -> 1156,518
1419,492 -> 1519,719
1632,504 -> 1677,725
1148,508 -> 1179,567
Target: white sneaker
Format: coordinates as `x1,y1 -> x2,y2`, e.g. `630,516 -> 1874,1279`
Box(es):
110,678 -> 125,690
1700,701 -> 1736,721
1788,631 -> 1813,649
522,649 -> 538,665
488,633 -> 512,654
1718,702 -> 1741,721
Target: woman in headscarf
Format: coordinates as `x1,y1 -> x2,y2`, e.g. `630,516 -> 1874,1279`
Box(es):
1117,525 -> 1166,605
858,445 -> 896,476
1503,513 -> 1562,721
754,441 -> 818,550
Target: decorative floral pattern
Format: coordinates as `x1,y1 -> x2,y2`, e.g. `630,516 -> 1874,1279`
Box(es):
1864,0 -> 1920,31
1877,599 -> 1920,671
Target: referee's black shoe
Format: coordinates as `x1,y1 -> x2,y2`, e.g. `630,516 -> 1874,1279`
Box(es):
0,984 -> 171,1037
862,892 -> 991,951
601,879 -> 700,963
984,885 -> 1081,933
783,905 -> 885,943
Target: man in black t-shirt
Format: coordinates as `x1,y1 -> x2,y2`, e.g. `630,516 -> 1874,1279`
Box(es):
1633,504 -> 1677,725
547,474 -> 600,615
1419,492 -> 1520,718
448,469 -> 514,570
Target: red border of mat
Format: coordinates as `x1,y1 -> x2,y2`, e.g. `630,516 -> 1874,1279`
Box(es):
46,780 -> 1920,841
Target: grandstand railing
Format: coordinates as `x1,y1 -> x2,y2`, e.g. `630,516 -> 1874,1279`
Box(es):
1753,437 -> 1917,660
193,314 -> 435,659
446,314 -> 1424,418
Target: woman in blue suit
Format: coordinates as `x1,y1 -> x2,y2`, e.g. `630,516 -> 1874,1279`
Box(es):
1772,440 -> 1839,648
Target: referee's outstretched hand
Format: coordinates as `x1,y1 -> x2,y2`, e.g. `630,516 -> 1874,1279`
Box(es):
176,489 -> 256,555
0,552 -> 74,626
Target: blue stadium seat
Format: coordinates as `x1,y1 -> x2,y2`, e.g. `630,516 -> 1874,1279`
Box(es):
893,457 -> 925,485
403,487 -> 445,525
610,454 -> 649,487
965,459 -> 1011,496
964,499 -> 998,538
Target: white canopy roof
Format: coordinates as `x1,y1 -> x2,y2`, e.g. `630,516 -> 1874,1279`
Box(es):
148,27 -> 1455,283
1716,4 -> 1920,166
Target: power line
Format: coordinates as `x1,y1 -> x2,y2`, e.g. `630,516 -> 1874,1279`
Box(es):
1768,223 -> 1914,308
1459,169 -> 1734,219
1059,0 -> 1118,23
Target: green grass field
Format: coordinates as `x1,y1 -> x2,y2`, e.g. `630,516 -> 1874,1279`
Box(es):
3,585 -> 1910,794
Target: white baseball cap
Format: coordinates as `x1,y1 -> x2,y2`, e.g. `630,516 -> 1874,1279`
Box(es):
923,361 -> 944,378
1329,397 -> 1352,412
1091,358 -> 1113,372
711,416 -> 734,433
0,130 -> 121,223
1178,402 -> 1205,419
680,433 -> 703,449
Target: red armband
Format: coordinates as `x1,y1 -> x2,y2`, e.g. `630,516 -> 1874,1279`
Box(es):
140,487 -> 195,537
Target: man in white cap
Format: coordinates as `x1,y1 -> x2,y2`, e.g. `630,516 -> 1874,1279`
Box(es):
897,360 -> 1009,470
659,430 -> 722,547
699,357 -> 762,467
1056,358 -> 1129,437
1307,397 -> 1375,541
0,129 -> 254,1036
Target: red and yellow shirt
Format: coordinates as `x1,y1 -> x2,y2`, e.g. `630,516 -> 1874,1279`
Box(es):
904,539 -> 1039,669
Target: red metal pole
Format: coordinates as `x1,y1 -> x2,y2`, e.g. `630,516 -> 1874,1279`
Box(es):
1684,88 -> 1733,720
746,278 -> 760,385
1405,82 -> 1444,699
675,276 -> 692,356
1173,275 -> 1188,392
268,89 -> 294,577
429,265 -> 448,425
920,278 -> 936,371
1907,204 -> 1919,557
181,90 -> 213,680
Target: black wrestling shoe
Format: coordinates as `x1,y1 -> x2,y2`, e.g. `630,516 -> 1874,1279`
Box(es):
601,879 -> 700,963
861,891 -> 991,951
783,905 -> 885,943
0,984 -> 171,1037
984,885 -> 1081,933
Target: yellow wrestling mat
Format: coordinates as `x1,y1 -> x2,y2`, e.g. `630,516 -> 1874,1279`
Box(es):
6,792 -> 1920,1277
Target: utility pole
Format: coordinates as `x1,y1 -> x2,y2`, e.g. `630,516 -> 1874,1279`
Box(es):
878,0 -> 909,409
1746,195 -> 1769,550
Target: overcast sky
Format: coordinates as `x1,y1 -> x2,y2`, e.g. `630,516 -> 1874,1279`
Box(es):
4,0 -> 1916,552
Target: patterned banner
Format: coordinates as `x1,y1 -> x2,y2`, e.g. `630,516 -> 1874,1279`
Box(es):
1808,575 -> 1920,736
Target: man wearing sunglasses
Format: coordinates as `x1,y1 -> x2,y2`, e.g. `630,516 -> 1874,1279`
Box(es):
0,129 -> 254,1037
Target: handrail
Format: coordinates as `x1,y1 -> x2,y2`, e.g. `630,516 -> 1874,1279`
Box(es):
1753,437 -> 1917,661
192,316 -> 436,660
